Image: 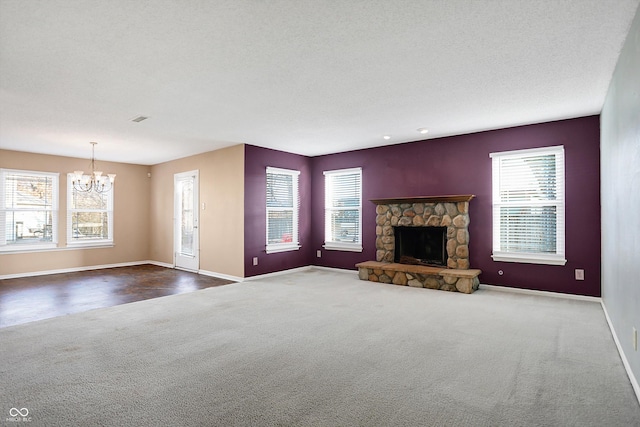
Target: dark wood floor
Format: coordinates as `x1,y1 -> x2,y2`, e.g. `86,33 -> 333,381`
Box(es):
0,264 -> 235,328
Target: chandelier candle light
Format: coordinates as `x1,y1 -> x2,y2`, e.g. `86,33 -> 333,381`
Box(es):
71,142 -> 116,193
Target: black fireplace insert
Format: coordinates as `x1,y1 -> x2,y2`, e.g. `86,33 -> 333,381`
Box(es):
394,226 -> 447,266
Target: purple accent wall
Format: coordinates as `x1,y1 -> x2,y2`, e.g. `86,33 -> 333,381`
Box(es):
244,145 -> 313,276
309,116 -> 602,297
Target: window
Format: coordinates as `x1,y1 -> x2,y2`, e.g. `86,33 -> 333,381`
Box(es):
324,167 -> 362,252
67,175 -> 114,246
490,146 -> 565,265
0,169 -> 59,251
266,167 -> 300,254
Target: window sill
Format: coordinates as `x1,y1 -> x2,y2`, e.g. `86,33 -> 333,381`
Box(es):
66,241 -> 114,249
0,243 -> 59,254
0,242 -> 115,254
492,252 -> 566,266
323,243 -> 363,252
266,243 -> 301,254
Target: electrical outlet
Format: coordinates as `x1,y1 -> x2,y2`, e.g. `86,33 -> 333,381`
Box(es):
317,250 -> 322,258
634,327 -> 638,351
252,257 -> 258,266
575,269 -> 584,280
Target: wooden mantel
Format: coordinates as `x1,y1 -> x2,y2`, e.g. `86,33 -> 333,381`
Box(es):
370,194 -> 475,205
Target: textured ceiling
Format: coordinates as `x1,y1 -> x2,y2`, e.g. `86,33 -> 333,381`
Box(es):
1,0 -> 638,165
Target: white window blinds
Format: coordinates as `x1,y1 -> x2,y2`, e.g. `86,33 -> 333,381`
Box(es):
67,174 -> 114,246
266,167 -> 300,254
324,167 -> 362,252
490,146 -> 565,265
0,169 -> 59,251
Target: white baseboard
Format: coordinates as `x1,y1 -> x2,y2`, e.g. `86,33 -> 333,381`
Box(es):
199,269 -> 244,282
479,284 -> 602,303
312,265 -> 358,275
0,260 -> 154,280
242,266 -> 313,281
204,265 -> 356,283
601,301 -> 640,405
241,265 -> 356,282
148,260 -> 174,269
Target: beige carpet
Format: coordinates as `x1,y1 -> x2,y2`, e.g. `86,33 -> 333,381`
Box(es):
1,268 -> 638,426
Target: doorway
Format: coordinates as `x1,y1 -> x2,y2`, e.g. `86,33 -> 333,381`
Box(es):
174,170 -> 199,272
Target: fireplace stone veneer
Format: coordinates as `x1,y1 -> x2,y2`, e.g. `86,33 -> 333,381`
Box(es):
373,195 -> 473,269
357,195 -> 481,293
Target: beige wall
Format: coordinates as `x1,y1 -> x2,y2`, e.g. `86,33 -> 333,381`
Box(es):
0,145 -> 244,278
0,149 -> 151,276
149,145 -> 245,278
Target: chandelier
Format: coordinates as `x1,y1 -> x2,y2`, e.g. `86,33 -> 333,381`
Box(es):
71,142 -> 116,193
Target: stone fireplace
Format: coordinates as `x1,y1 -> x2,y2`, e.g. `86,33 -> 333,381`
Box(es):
356,195 -> 481,293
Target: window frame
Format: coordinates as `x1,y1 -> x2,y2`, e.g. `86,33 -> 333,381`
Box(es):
67,173 -> 114,248
490,146 -> 566,265
265,166 -> 301,254
0,168 -> 59,252
323,167 -> 363,252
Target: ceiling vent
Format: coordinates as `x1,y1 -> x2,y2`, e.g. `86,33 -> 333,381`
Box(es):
131,116 -> 149,123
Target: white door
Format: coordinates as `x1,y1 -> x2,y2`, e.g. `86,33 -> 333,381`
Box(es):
174,170 -> 199,272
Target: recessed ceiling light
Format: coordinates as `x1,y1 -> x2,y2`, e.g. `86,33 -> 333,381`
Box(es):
417,128 -> 429,134
383,135 -> 391,140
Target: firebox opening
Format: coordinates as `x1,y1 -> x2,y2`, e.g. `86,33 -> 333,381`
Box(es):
394,226 -> 447,267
